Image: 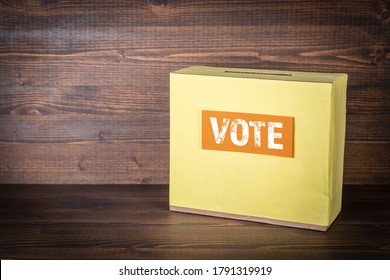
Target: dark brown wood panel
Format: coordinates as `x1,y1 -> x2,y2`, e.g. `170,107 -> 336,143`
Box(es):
0,142 -> 168,184
0,42 -> 389,77
344,141 -> 390,184
0,0 -> 386,27
0,141 -> 388,184
0,0 -> 389,184
0,184 -> 389,259
0,114 -> 169,143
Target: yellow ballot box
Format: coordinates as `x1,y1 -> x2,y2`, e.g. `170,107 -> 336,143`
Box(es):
169,66 -> 348,231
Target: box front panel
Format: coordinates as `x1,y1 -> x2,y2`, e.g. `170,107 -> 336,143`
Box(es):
170,73 -> 333,226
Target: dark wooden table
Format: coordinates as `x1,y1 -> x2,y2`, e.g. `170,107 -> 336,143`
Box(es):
0,184 -> 389,259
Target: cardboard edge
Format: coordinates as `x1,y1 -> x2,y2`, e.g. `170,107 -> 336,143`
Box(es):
170,205 -> 329,232
171,66 -> 346,84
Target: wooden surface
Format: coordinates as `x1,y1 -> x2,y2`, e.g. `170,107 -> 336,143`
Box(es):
0,184 -> 389,259
0,0 -> 389,185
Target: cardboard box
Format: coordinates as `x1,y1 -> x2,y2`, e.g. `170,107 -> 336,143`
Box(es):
170,66 -> 347,231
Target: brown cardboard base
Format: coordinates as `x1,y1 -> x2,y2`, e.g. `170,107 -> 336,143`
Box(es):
170,205 -> 329,232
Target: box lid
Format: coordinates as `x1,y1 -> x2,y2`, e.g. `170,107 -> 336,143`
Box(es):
172,66 -> 347,84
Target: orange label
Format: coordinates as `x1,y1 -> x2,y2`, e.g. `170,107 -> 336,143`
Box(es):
202,110 -> 294,157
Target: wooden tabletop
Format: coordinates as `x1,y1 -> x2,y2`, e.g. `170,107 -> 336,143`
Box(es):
0,184 -> 389,260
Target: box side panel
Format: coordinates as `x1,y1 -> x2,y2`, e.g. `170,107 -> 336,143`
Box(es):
329,75 -> 348,224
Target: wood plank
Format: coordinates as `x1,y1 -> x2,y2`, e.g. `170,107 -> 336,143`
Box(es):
346,85 -> 390,141
343,141 -> 390,184
0,114 -> 168,143
0,141 -> 388,184
0,25 -> 388,54
0,184 -> 388,259
0,0 -> 387,28
0,86 -> 168,115
344,141 -> 390,170
0,46 -> 388,87
0,142 -> 168,184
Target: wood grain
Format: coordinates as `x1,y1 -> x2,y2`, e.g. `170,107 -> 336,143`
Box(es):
0,0 -> 389,184
0,184 -> 389,259
0,142 -> 168,184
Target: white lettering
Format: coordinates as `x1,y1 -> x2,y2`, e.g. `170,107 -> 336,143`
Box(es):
210,117 -> 230,144
249,121 -> 265,147
268,121 -> 283,150
230,119 -> 249,146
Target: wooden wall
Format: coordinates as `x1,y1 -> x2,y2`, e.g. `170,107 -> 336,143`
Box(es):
0,0 -> 389,185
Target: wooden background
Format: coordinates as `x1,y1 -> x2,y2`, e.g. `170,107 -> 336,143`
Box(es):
0,0 -> 389,185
